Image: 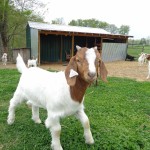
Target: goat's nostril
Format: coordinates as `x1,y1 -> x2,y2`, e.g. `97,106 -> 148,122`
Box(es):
88,72 -> 96,78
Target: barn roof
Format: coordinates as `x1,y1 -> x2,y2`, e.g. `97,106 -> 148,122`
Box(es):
28,21 -> 110,35
28,21 -> 133,38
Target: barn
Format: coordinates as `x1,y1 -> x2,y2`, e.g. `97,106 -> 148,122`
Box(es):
26,21 -> 133,64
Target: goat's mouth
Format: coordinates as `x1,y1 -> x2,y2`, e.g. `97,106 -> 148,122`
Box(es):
84,75 -> 97,83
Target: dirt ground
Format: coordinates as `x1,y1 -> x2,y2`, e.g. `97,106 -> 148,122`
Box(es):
0,61 -> 149,82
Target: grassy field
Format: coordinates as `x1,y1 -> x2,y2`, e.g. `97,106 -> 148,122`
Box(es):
0,69 -> 150,150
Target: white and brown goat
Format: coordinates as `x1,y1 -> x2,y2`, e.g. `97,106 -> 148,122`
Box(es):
7,46 -> 108,150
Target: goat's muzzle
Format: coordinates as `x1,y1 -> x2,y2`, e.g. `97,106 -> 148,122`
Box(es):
85,71 -> 97,83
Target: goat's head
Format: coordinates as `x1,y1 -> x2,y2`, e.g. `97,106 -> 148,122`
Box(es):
146,54 -> 150,60
65,45 -> 108,86
2,53 -> 7,58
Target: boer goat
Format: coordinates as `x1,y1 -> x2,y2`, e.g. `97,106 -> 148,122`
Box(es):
7,46 -> 108,150
1,53 -> 7,65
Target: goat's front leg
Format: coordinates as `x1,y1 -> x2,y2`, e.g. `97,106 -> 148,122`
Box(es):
45,114 -> 63,150
32,105 -> 41,124
7,93 -> 24,125
75,110 -> 94,144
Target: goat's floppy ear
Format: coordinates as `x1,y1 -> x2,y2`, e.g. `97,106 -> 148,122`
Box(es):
65,56 -> 78,86
99,60 -> 108,82
93,46 -> 97,50
76,45 -> 81,51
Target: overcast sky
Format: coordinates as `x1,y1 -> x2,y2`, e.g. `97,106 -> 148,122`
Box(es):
42,0 -> 150,39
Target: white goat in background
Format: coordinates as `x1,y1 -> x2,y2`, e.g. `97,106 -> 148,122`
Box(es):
138,53 -> 147,66
27,56 -> 38,67
1,53 -> 7,65
7,46 -> 108,150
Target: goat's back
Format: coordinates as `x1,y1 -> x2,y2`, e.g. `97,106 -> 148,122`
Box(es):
19,67 -> 68,98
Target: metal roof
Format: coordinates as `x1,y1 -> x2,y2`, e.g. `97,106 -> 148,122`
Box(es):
28,21 -> 111,35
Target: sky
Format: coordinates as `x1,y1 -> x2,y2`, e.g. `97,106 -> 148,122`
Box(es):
41,0 -> 150,39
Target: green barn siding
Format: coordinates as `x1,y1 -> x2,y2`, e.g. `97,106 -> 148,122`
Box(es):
40,35 -> 97,63
40,34 -> 73,63
40,34 -> 61,62
26,25 -> 31,48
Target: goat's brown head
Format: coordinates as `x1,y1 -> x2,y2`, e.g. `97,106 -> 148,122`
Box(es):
65,45 -> 108,86
146,54 -> 150,60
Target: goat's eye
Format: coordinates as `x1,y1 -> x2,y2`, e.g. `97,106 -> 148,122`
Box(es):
76,58 -> 80,63
95,59 -> 99,64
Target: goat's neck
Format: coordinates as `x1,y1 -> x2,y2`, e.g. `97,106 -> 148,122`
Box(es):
70,77 -> 89,103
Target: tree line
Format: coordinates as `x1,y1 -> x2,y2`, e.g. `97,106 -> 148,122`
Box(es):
52,18 -> 130,35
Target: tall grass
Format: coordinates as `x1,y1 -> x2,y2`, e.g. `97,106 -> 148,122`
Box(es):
0,69 -> 150,150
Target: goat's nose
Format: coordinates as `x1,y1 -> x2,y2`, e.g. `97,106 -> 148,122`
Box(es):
88,72 -> 96,78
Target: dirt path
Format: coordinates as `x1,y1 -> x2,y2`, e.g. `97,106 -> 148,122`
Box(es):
106,61 -> 149,82
0,61 -> 149,82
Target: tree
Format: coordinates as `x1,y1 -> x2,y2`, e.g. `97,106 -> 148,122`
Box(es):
0,0 -> 45,58
69,18 -> 108,29
118,25 -> 130,35
97,21 -> 109,30
0,0 -> 10,53
106,24 -> 118,34
140,38 -> 146,45
51,18 -> 65,25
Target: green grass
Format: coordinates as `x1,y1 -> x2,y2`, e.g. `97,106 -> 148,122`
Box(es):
0,69 -> 150,150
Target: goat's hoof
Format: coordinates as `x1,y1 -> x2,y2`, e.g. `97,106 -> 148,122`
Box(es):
7,118 -> 15,125
51,144 -> 63,150
85,138 -> 94,145
32,118 -> 42,124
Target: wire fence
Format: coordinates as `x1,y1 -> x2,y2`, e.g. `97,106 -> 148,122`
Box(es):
127,44 -> 150,59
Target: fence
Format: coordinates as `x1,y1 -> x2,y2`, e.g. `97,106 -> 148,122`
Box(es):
127,44 -> 150,59
12,48 -> 30,64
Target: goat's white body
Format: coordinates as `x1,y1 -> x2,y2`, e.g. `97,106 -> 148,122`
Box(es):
27,58 -> 37,67
7,52 -> 95,150
138,53 -> 147,66
147,61 -> 150,79
1,53 -> 7,65
18,67 -> 83,116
